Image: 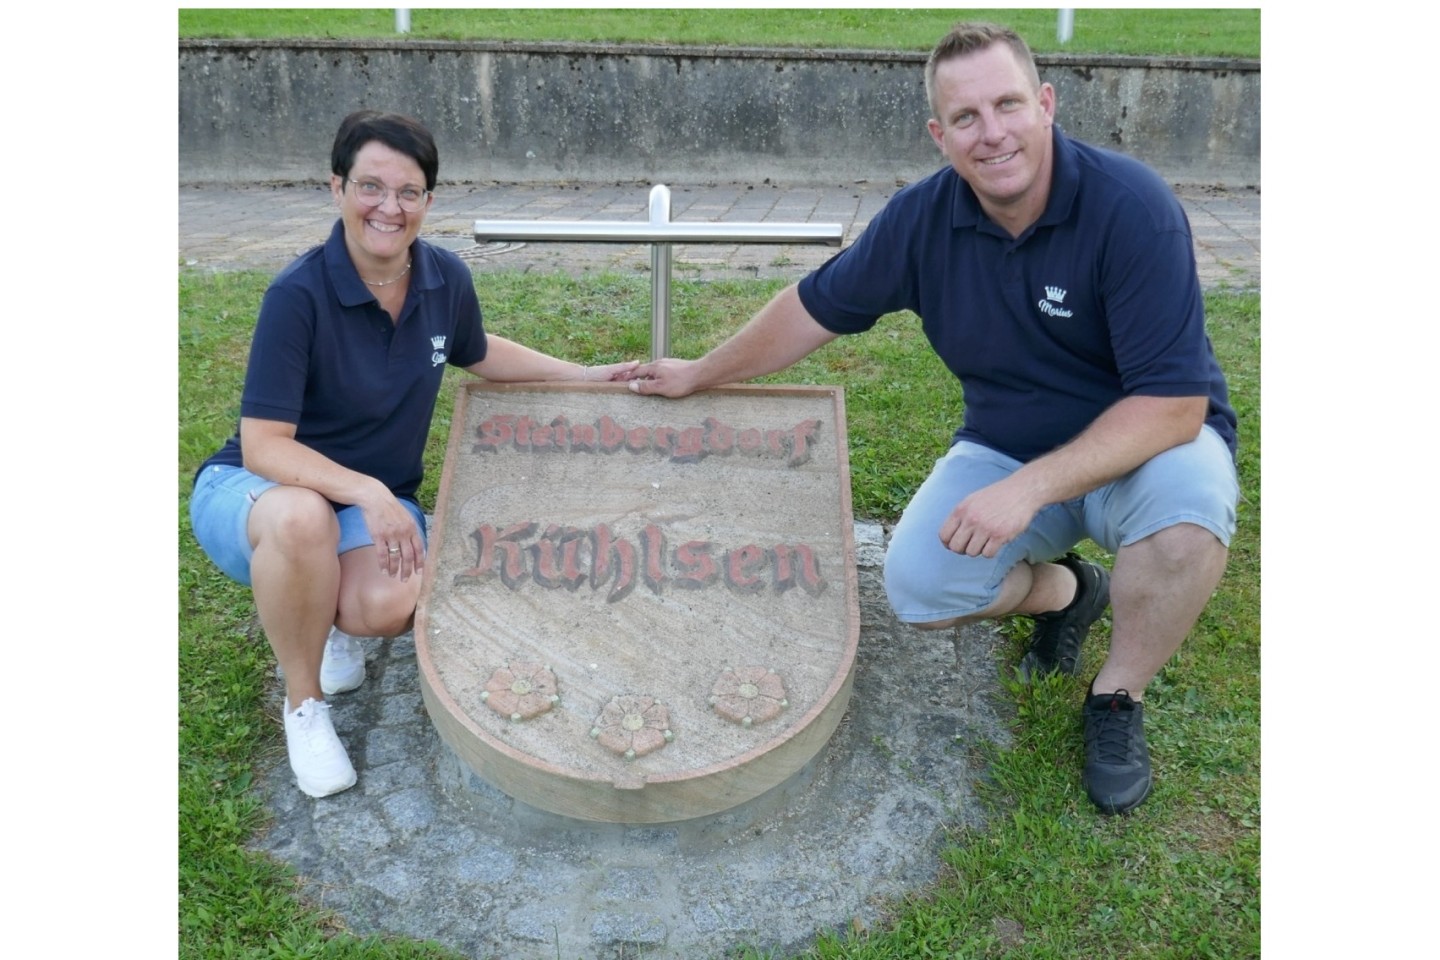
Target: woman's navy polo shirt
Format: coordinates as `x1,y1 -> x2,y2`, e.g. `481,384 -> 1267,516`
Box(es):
199,220 -> 489,501
797,127 -> 1237,463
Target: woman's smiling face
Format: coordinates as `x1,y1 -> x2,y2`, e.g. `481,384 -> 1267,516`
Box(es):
330,139 -> 433,272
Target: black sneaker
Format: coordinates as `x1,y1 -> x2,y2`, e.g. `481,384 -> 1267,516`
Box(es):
1082,689 -> 1152,815
1017,553 -> 1110,679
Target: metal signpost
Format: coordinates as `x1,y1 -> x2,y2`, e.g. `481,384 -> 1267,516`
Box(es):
474,184 -> 844,360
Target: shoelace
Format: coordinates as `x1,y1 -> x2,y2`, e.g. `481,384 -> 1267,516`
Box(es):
328,634 -> 357,660
291,701 -> 335,751
1091,691 -> 1137,763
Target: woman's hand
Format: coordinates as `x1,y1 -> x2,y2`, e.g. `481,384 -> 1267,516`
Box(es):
358,484 -> 425,581
575,360 -> 642,382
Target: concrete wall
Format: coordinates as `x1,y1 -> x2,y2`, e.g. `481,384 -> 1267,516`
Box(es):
179,39 -> 1259,187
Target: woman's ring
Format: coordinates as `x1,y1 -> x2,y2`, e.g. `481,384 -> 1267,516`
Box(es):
388,545 -> 400,554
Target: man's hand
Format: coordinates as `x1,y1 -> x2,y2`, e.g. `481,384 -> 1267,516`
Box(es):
626,284 -> 838,400
939,474 -> 1044,558
627,358 -> 704,398
938,396 -> 1210,557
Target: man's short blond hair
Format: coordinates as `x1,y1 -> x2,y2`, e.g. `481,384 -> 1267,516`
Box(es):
924,22 -> 1042,119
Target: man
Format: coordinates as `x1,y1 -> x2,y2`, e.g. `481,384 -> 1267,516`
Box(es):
626,22 -> 1239,815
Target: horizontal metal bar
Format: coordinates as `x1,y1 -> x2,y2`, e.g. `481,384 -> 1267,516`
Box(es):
472,220 -> 843,245
474,185 -> 844,362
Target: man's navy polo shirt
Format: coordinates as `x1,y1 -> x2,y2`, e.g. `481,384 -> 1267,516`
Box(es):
797,127 -> 1237,463
200,220 -> 489,501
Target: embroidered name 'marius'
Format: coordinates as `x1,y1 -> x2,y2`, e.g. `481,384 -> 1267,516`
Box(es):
458,522 -> 827,602
474,414 -> 822,467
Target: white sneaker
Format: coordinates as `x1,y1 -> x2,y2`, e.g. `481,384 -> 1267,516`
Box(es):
320,627 -> 366,695
283,697 -> 357,798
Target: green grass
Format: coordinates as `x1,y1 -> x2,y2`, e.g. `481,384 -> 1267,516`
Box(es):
177,8 -> 1261,59
178,271 -> 1259,959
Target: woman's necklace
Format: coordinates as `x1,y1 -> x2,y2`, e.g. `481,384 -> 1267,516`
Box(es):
362,258 -> 412,287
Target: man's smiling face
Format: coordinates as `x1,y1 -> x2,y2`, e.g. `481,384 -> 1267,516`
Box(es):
926,42 -> 1056,235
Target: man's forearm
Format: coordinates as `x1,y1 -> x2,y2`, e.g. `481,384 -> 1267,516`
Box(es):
689,284 -> 838,388
1011,394 -> 1209,507
938,393 -> 1210,557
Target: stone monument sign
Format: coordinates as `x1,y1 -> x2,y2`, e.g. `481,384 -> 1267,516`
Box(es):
416,382 -> 859,823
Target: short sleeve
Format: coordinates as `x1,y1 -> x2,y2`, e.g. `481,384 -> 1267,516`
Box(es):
239,281 -> 316,424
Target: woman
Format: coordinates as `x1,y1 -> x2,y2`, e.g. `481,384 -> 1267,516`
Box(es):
190,111 -> 636,797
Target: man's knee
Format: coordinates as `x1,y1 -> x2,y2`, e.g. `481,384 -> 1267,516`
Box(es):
882,539 -> 1005,627
1124,522 -> 1227,571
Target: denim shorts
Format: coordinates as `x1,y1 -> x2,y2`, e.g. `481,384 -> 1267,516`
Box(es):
189,464 -> 427,588
882,425 -> 1239,624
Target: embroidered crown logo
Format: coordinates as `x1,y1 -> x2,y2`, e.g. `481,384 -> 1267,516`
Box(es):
431,335 -> 447,350
1037,284 -> 1074,318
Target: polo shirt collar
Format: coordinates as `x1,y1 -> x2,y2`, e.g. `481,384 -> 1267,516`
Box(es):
323,218 -> 444,307
950,124 -> 1081,236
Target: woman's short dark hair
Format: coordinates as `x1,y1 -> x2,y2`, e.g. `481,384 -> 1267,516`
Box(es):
330,111 -> 440,190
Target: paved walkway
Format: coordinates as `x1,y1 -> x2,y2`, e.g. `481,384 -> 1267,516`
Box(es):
180,179 -> 1260,289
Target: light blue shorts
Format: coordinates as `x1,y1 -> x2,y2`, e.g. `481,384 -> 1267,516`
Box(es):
882,426 -> 1239,624
189,464 -> 427,588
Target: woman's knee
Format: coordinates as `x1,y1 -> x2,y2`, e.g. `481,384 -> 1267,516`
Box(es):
342,589 -> 418,638
337,555 -> 422,637
249,486 -> 339,552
